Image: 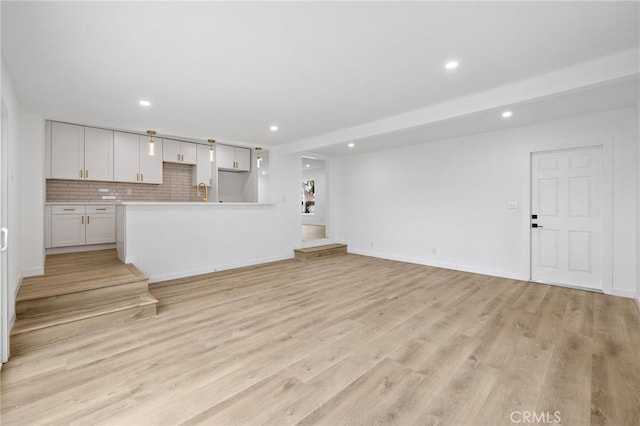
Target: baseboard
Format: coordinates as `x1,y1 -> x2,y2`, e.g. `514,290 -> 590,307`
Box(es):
608,288 -> 638,299
21,267 -> 44,278
347,248 -> 531,282
46,243 -> 116,255
147,254 -> 294,284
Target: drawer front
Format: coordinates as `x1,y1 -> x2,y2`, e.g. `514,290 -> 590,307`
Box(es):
86,205 -> 115,214
51,205 -> 86,215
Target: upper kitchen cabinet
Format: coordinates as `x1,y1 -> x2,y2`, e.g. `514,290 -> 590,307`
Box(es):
163,139 -> 197,165
217,144 -> 251,172
113,132 -> 163,184
50,122 -> 114,181
193,144 -> 214,187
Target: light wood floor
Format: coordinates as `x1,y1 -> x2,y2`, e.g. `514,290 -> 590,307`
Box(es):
2,254 -> 639,425
302,224 -> 326,241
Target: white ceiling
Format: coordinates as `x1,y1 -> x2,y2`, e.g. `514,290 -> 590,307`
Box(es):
310,77 -> 640,157
3,1 -> 639,150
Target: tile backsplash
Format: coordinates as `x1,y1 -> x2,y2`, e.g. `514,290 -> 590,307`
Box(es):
47,163 -> 203,202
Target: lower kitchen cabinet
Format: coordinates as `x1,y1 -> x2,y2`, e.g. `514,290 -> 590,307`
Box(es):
47,204 -> 116,248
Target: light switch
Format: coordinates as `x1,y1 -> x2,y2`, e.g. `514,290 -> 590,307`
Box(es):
507,200 -> 518,209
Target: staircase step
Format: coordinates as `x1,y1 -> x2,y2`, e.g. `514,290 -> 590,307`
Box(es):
17,278 -> 149,318
294,244 -> 347,260
17,263 -> 147,302
10,293 -> 158,355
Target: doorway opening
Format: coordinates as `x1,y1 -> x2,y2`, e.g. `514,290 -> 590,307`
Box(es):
301,157 -> 327,242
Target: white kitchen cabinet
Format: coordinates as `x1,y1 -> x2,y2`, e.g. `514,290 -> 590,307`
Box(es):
49,204 -> 115,248
84,127 -> 114,181
51,122 -> 84,180
217,145 -> 251,172
85,206 -> 116,245
139,136 -> 163,184
193,144 -> 214,186
114,132 -> 163,184
163,139 -> 197,165
50,122 -> 113,181
51,215 -> 85,247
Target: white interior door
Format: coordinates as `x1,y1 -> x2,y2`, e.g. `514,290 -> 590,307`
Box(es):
531,146 -> 603,290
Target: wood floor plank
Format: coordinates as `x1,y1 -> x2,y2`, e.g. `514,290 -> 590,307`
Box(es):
1,253 -> 639,425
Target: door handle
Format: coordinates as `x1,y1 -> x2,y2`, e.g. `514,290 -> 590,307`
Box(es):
0,227 -> 7,252
531,224 -> 543,228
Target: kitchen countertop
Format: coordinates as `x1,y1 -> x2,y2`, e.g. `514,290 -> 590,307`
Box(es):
118,201 -> 274,206
45,201 -> 117,205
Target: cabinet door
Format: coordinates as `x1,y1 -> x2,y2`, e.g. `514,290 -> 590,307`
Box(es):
194,144 -> 213,186
51,122 -> 85,180
217,145 -> 236,170
139,137 -> 163,184
181,142 -> 197,165
113,132 -> 141,183
84,127 -> 114,181
51,215 -> 86,247
235,147 -> 251,171
85,214 -> 115,244
163,139 -> 182,163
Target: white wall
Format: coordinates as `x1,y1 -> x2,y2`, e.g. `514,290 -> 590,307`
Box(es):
301,168 -> 326,226
332,108 -> 638,298
20,113 -> 45,277
1,63 -> 23,323
637,105 -> 640,305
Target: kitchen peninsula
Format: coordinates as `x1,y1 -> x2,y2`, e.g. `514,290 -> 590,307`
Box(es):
115,201 -> 295,283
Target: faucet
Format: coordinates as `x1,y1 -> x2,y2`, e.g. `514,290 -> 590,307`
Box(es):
197,182 -> 208,203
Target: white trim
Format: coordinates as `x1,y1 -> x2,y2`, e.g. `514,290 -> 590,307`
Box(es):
347,248 -> 530,282
45,243 -> 116,255
609,289 -> 638,299
22,267 -> 44,277
528,139 -> 613,295
146,254 -> 294,284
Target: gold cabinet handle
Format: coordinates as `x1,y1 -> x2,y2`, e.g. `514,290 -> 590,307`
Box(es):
141,173 -> 144,181
178,154 -> 180,161
136,173 -> 139,181
85,169 -> 88,178
96,208 -> 107,211
80,170 -> 83,178
63,208 -> 75,211
87,215 -> 90,224
81,216 -> 84,225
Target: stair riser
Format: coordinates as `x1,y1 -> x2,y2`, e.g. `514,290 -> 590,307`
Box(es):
11,303 -> 156,355
295,247 -> 347,261
17,280 -> 149,318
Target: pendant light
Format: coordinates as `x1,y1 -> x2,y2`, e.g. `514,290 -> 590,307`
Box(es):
147,130 -> 156,156
208,139 -> 216,162
255,147 -> 262,169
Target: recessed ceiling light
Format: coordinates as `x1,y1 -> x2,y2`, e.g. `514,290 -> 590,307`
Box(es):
445,61 -> 459,70
502,111 -> 513,118
270,125 -> 278,132
261,171 -> 267,175
348,142 -> 355,148
139,100 -> 151,107
305,164 -> 310,168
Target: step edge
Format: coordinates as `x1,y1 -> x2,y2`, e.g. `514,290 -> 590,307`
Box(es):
16,277 -> 150,302
11,296 -> 158,335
